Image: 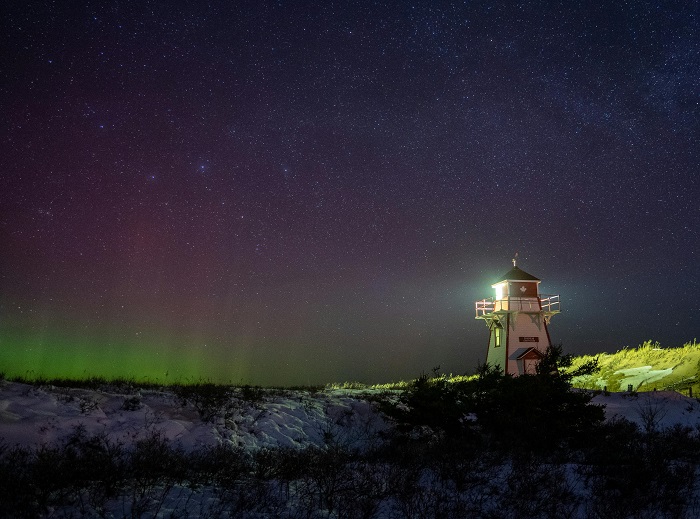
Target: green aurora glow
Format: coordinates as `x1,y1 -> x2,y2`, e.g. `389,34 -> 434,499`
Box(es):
0,328 -> 321,385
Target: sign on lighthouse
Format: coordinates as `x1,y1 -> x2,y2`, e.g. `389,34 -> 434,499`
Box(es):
475,257 -> 560,375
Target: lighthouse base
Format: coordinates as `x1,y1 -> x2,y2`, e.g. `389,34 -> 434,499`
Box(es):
483,311 -> 552,376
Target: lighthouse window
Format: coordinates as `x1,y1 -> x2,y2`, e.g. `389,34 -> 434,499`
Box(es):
494,328 -> 501,348
495,284 -> 505,300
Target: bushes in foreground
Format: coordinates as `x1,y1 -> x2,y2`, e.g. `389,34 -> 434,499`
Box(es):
383,345 -> 605,453
2,423 -> 700,518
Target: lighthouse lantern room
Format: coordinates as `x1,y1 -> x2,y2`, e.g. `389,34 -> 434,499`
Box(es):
475,258 -> 560,375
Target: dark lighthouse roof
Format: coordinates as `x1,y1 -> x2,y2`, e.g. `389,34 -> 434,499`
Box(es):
496,265 -> 540,282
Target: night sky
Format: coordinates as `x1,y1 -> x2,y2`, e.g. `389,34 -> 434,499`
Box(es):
1,1 -> 698,386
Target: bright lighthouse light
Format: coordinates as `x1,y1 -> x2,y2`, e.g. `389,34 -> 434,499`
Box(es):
495,284 -> 505,300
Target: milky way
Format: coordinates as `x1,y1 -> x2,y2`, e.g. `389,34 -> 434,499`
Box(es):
1,1 -> 698,385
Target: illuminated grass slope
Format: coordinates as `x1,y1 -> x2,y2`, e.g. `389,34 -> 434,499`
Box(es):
325,343 -> 700,393
334,342 -> 700,394
568,340 -> 700,394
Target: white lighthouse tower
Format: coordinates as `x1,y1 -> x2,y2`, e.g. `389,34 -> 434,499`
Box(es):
475,258 -> 560,375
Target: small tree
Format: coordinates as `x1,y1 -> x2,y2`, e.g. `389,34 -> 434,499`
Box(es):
382,370 -> 480,440
476,345 -> 604,452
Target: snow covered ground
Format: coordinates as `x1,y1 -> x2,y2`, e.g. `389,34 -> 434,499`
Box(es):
3,381 -> 700,518
591,389 -> 700,430
2,382 -> 700,452
0,382 -> 390,451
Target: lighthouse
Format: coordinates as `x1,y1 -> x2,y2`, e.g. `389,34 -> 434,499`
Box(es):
475,258 -> 560,375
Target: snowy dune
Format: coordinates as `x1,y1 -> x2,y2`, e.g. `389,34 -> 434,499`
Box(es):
592,389 -> 700,430
5,382 -> 700,518
0,382 -> 389,451
2,381 -> 700,451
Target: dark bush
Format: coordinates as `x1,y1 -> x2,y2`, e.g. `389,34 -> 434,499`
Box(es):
172,382 -> 237,422
384,346 -> 605,454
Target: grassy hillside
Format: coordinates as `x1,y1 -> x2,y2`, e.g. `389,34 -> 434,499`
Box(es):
334,341 -> 700,395
568,340 -> 700,395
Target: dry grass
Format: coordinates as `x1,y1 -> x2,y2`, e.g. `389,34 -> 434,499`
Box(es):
568,339 -> 700,393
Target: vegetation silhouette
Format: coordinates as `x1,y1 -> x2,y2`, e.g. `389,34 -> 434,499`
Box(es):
384,345 -> 605,452
3,345 -> 700,517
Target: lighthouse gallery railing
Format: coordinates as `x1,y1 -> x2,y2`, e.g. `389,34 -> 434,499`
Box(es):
475,295 -> 560,318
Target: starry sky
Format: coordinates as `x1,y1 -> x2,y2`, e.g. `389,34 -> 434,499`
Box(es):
1,1 -> 698,386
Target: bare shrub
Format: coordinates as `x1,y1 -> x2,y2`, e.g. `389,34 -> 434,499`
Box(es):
499,456 -> 582,519
172,383 -> 237,422
636,393 -> 669,434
